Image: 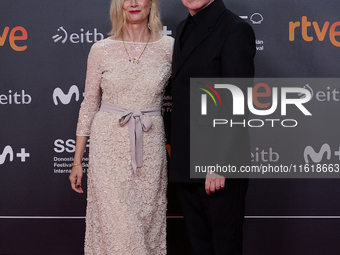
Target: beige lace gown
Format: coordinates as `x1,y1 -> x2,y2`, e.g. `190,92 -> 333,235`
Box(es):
76,36 -> 174,254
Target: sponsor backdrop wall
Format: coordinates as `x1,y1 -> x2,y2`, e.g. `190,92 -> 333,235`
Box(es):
1,0 -> 340,254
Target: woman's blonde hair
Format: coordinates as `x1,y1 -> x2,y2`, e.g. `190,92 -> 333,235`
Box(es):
109,0 -> 163,38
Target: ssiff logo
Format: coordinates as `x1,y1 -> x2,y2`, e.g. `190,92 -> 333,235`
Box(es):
239,13 -> 264,25
53,85 -> 81,105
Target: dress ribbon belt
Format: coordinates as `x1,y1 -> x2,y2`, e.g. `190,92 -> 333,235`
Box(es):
100,102 -> 162,173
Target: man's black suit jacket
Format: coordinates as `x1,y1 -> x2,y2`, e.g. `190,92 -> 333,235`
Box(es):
169,0 -> 256,183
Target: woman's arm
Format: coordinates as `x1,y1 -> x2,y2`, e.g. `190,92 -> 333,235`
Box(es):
69,41 -> 104,193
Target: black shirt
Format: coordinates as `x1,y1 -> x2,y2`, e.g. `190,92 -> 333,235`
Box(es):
180,0 -> 218,49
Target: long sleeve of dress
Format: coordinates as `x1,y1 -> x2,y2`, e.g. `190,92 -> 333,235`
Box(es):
76,42 -> 103,136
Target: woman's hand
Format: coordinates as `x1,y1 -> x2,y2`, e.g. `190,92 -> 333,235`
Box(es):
205,171 -> 225,195
70,136 -> 88,194
69,165 -> 84,194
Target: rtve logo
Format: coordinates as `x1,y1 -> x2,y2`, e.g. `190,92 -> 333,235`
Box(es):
304,143 -> 340,163
53,85 -> 83,105
0,145 -> 30,165
289,16 -> 340,47
0,26 -> 28,51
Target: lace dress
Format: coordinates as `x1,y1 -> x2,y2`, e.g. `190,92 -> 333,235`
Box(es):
76,35 -> 174,254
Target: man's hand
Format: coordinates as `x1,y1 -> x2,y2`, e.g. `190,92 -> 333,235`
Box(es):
205,171 -> 225,195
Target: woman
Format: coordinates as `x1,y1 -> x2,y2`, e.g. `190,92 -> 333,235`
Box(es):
69,0 -> 173,253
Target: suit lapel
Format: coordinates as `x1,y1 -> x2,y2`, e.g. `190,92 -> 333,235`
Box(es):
173,23 -> 210,79
172,18 -> 187,78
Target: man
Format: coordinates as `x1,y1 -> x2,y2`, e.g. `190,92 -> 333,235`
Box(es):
170,0 -> 256,254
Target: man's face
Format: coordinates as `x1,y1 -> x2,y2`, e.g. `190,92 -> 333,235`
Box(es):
181,0 -> 214,15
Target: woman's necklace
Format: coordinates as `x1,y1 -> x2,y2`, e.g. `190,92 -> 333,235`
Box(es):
122,33 -> 151,64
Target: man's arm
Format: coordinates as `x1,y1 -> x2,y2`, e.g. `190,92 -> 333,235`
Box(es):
221,21 -> 256,78
205,20 -> 255,195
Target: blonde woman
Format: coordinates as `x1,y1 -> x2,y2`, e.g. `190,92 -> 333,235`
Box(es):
69,0 -> 173,253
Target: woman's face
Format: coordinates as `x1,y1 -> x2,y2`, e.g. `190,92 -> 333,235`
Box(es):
123,0 -> 152,25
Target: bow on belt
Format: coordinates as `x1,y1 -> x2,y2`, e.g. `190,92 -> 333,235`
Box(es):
100,101 -> 162,173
